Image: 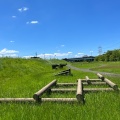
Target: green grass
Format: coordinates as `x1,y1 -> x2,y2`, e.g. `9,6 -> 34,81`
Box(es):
70,61 -> 120,74
0,58 -> 120,120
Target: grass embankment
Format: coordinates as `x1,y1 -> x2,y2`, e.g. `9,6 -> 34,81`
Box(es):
0,58 -> 120,120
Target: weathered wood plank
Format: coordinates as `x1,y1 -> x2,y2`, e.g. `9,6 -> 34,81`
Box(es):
97,73 -> 118,90
83,82 -> 106,85
41,98 -> 77,102
57,83 -> 77,86
97,73 -> 104,80
81,79 -> 102,82
85,76 -> 91,84
0,98 -> 35,102
51,88 -> 76,92
84,88 -> 114,93
55,69 -> 71,76
33,80 -> 57,101
104,78 -> 118,90
57,82 -> 106,86
76,79 -> 84,102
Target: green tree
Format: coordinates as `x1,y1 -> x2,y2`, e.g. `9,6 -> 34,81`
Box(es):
95,49 -> 120,62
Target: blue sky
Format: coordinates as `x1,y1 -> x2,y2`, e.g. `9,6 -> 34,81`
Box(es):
0,0 -> 120,59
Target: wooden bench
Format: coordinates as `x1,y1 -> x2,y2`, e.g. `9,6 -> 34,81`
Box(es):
55,69 -> 72,76
52,64 -> 59,69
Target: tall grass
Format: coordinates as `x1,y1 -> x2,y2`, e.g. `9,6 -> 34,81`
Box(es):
0,58 -> 120,120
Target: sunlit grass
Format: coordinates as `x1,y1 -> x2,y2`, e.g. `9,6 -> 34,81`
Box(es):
0,58 -> 120,120
70,61 -> 120,74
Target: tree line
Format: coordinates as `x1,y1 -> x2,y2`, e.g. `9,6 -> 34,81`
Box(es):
95,49 -> 120,61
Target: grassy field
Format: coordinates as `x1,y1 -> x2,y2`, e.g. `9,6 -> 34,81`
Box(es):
70,61 -> 120,74
0,58 -> 120,120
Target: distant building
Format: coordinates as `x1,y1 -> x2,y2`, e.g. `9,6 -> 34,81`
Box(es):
63,56 -> 95,62
31,57 -> 40,59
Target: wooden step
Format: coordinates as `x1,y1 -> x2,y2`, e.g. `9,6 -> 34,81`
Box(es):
84,88 -> 114,93
0,98 -> 35,102
81,79 -> 102,82
57,83 -> 77,86
83,82 -> 106,85
41,98 -> 77,102
57,82 -> 106,86
51,88 -> 120,93
51,88 -> 76,92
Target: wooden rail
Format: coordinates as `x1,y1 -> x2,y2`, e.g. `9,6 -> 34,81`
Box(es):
97,73 -> 104,80
52,64 -> 59,69
59,63 -> 67,68
97,73 -> 118,90
0,98 -> 35,102
80,79 -> 102,82
104,78 -> 118,90
51,88 -> 76,92
33,80 -> 57,102
41,98 -> 77,102
84,88 -> 115,93
57,82 -> 106,86
0,74 -> 119,104
76,79 -> 84,102
83,82 -> 106,85
85,76 -> 91,84
57,83 -> 77,86
52,63 -> 67,69
0,98 -> 78,103
55,69 -> 71,76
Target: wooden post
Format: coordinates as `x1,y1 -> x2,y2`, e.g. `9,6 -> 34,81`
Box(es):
84,88 -> 114,93
33,80 -> 57,102
41,98 -> 77,102
0,98 -> 35,102
57,83 -> 77,86
68,69 -> 71,74
81,79 -> 102,82
51,88 -> 76,92
104,78 -> 118,90
85,76 -> 91,84
76,79 -> 84,102
52,64 -> 59,69
83,82 -> 106,85
59,63 -> 67,68
97,73 -> 104,80
55,69 -> 71,76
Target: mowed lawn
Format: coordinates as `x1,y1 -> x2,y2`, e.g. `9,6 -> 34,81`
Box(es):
0,58 -> 120,120
71,61 -> 120,74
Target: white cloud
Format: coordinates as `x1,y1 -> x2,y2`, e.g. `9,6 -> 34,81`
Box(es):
75,52 -> 84,57
31,21 -> 39,24
18,8 -> 22,12
61,45 -> 65,47
10,41 -> 15,43
23,7 -> 29,11
68,52 -> 72,54
26,21 -> 30,24
57,50 -> 60,52
23,52 -> 72,59
12,16 -> 16,18
78,52 -> 84,55
0,48 -> 19,57
23,55 -> 33,59
18,7 -> 29,12
54,53 -> 69,57
38,53 -> 54,59
26,21 -> 39,24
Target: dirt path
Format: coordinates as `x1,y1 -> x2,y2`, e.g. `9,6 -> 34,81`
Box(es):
67,64 -> 120,77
